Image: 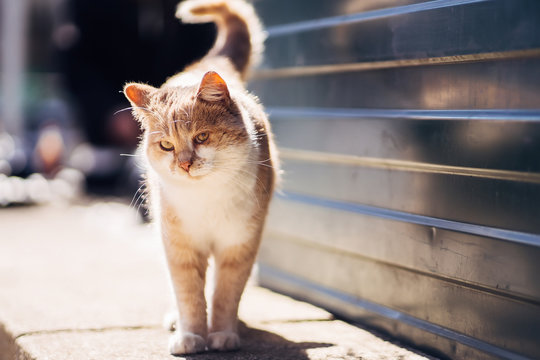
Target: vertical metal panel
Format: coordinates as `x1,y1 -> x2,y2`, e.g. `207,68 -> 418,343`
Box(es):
252,0 -> 540,359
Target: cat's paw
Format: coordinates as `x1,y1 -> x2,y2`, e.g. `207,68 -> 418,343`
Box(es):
207,331 -> 240,351
168,332 -> 206,355
163,311 -> 178,332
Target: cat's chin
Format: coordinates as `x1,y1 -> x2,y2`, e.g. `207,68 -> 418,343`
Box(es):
187,168 -> 213,179
170,173 -> 203,183
163,170 -> 211,184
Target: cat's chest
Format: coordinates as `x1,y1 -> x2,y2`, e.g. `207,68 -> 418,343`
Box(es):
160,180 -> 256,250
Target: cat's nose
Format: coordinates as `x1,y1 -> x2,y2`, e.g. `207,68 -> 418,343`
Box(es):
179,160 -> 192,172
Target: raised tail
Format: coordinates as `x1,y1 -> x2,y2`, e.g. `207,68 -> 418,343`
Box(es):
176,0 -> 265,79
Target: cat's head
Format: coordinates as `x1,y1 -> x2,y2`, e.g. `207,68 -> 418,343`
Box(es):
124,71 -> 255,183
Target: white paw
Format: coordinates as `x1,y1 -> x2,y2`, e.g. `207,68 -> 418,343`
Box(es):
168,332 -> 206,355
163,311 -> 178,332
207,331 -> 240,351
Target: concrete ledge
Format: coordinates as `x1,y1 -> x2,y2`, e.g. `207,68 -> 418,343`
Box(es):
0,202 -> 433,359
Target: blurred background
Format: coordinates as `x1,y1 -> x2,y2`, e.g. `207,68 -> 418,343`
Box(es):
2,0 -> 540,359
0,0 -> 215,204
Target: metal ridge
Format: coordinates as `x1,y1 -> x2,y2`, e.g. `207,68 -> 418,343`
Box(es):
252,48 -> 540,79
277,191 -> 540,247
279,147 -> 540,184
266,107 -> 540,122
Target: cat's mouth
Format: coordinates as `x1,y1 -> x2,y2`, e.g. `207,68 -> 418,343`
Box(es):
179,169 -> 198,179
179,166 -> 211,180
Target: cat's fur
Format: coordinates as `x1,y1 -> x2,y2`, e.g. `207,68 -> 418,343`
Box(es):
123,0 -> 277,355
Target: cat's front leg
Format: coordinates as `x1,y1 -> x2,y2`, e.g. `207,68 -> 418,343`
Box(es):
208,242 -> 258,351
162,231 -> 208,355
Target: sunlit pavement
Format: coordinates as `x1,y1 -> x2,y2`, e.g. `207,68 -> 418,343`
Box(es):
0,201 -> 433,359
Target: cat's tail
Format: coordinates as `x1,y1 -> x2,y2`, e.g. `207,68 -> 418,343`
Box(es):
176,0 -> 265,79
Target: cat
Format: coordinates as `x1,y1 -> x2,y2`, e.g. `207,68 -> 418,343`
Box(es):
123,0 -> 277,355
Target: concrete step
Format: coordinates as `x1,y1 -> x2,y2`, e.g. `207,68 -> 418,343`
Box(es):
0,201 -> 434,359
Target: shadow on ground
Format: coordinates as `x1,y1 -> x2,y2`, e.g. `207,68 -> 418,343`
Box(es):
179,322 -> 333,360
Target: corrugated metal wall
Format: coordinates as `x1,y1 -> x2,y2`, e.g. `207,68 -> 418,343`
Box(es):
251,1 -> 540,359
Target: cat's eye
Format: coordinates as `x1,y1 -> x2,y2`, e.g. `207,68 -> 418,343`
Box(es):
194,132 -> 209,144
159,140 -> 175,151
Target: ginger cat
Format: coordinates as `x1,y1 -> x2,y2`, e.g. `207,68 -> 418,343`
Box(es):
123,0 -> 277,355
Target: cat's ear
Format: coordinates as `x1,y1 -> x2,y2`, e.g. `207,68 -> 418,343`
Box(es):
124,83 -> 155,108
197,71 -> 230,102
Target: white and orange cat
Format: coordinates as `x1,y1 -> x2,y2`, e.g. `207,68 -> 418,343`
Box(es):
123,0 -> 277,355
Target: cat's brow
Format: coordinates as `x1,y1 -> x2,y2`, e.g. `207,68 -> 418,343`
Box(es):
172,119 -> 191,124
171,118 -> 192,134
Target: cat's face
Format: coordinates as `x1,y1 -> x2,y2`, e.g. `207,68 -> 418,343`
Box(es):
144,97 -> 251,182
125,72 -> 253,182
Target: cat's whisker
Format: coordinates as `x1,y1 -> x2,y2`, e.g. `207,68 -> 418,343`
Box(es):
134,191 -> 146,210
113,106 -> 136,115
132,106 -> 168,124
135,193 -> 149,217
213,162 -> 258,175
247,161 -> 276,169
217,157 -> 276,170
129,183 -> 146,210
210,164 -> 257,183
212,164 -> 258,179
132,190 -> 146,213
120,153 -> 139,157
131,183 -> 149,214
